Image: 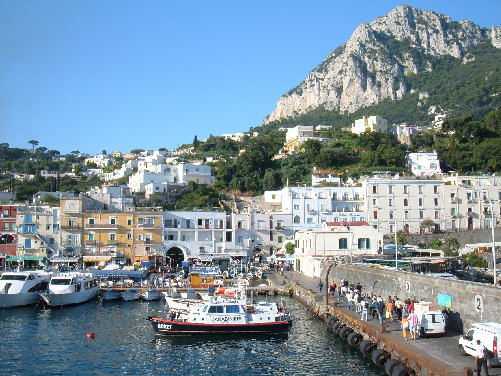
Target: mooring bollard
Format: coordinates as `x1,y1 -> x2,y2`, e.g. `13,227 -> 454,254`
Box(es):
463,367 -> 474,376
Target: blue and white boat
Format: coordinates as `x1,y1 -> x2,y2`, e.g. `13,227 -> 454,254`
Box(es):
40,272 -> 99,307
0,271 -> 50,308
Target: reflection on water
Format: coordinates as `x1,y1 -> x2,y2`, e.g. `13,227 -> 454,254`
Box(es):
0,297 -> 384,376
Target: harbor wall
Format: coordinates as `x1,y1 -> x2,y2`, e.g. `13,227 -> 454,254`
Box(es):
323,263 -> 501,333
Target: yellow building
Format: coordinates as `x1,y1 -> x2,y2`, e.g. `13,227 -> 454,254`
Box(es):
82,208 -> 163,263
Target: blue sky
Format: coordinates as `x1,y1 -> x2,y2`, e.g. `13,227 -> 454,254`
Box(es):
1,1 -> 500,155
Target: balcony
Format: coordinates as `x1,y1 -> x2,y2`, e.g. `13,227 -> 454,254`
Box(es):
137,223 -> 157,228
86,223 -> 120,229
82,250 -> 117,256
85,240 -> 102,246
61,225 -> 81,231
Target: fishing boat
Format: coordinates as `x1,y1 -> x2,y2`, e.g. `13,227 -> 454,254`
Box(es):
0,271 -> 51,308
141,288 -> 160,301
148,295 -> 292,335
121,289 -> 141,301
40,272 -> 99,307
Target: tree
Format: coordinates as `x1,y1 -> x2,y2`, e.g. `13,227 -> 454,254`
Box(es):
428,238 -> 443,249
442,235 -> 460,256
420,218 -> 435,233
193,135 -> 200,148
262,169 -> 282,191
396,230 -> 407,245
462,252 -> 488,268
28,139 -> 39,152
285,242 -> 295,255
102,149 -> 107,155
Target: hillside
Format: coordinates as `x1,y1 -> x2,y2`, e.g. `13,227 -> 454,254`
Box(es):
262,5 -> 501,129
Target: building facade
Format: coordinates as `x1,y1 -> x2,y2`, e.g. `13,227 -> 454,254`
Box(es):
350,116 -> 388,135
0,204 -> 18,256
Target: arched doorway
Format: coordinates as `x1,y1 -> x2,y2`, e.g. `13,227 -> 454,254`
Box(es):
166,247 -> 185,269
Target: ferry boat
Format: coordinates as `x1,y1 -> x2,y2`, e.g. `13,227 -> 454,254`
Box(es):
148,297 -> 292,335
0,271 -> 51,308
40,272 -> 99,307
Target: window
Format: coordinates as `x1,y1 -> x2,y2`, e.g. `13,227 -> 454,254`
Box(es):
208,306 -> 224,313
372,199 -> 377,206
238,221 -> 243,229
339,238 -> 348,249
419,198 -> 423,207
306,218 -> 313,224
127,232 -> 132,240
88,218 -> 95,225
372,186 -> 377,194
271,194 -> 276,199
293,204 -> 299,210
355,193 -> 360,200
373,211 -> 378,219
389,198 -> 393,207
451,208 -> 456,216
419,211 -> 424,219
137,234 -> 143,241
237,236 -> 243,244
138,218 -> 144,225
127,218 -> 132,226
226,305 -> 240,314
277,236 -> 283,243
88,233 -> 94,241
294,216 -> 300,224
389,211 -> 393,219
404,199 -> 408,206
404,211 -> 409,220
109,233 -> 116,241
357,238 -> 370,249
403,185 -> 409,194
390,224 -> 394,233
434,186 -> 439,194
110,217 -> 116,225
186,220 -> 191,228
434,211 -> 439,219
46,224 -> 50,230
418,185 -> 423,194
434,198 -> 439,206
198,219 -> 203,226
3,222 -> 9,230
388,185 -> 393,194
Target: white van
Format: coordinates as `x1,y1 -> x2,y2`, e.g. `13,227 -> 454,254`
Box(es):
459,322 -> 501,367
419,310 -> 446,337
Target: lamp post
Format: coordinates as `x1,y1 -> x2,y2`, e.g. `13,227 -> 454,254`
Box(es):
394,219 -> 398,270
490,200 -> 498,286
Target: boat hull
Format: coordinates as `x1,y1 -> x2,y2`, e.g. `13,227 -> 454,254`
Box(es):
0,292 -> 42,308
42,287 -> 99,307
149,317 -> 292,335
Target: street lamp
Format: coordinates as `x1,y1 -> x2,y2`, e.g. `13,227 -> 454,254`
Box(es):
490,200 -> 498,286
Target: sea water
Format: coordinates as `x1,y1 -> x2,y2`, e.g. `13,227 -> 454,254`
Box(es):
0,296 -> 384,375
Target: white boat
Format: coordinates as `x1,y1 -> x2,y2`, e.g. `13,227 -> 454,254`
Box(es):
141,288 -> 160,301
40,272 -> 99,307
0,271 -> 51,308
101,288 -> 121,301
149,293 -> 292,335
121,289 -> 141,301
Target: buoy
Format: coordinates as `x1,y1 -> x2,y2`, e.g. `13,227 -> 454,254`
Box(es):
86,332 -> 95,339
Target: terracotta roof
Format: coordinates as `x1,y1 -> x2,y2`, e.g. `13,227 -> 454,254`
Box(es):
325,221 -> 369,227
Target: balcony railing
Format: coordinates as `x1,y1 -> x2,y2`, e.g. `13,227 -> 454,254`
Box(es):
86,223 -> 120,229
61,225 -> 81,231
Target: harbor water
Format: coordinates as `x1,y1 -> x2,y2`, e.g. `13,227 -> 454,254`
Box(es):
0,296 -> 384,376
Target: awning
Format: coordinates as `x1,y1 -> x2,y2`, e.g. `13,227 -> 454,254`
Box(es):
83,256 -> 112,262
23,255 -> 46,261
6,256 -> 21,262
93,269 -> 149,280
50,257 -> 80,263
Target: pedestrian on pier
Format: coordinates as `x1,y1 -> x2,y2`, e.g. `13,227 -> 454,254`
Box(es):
377,298 -> 385,325
361,298 -> 369,321
317,279 -> 323,295
407,312 -> 419,340
475,340 -> 490,376
401,315 -> 409,340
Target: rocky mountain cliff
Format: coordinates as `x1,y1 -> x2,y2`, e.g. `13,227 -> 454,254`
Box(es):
265,5 -> 501,124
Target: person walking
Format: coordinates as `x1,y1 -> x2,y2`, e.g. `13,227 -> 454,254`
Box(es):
401,315 -> 409,341
377,298 -> 385,330
407,311 -> 419,340
361,298 -> 369,321
475,340 -> 490,376
317,279 -> 324,295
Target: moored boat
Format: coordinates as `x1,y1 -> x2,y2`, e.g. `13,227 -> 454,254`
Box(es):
40,272 -> 99,307
121,289 -> 140,301
101,288 -> 121,301
141,288 -> 160,301
0,271 -> 51,308
148,296 -> 292,335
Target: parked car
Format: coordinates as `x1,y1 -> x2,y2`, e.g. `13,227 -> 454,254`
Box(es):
419,310 -> 446,337
459,322 -> 501,367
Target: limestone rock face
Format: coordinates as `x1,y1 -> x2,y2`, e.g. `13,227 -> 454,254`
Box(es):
265,5 -> 498,124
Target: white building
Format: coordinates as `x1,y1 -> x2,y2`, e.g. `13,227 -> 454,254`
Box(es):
282,125 -> 331,154
293,221 -> 383,278
350,116 -> 388,135
364,176 -> 444,235
221,133 -> 245,142
407,152 -> 442,177
263,186 -> 366,232
88,185 -> 134,211
103,160 -> 138,182
312,169 -> 341,187
84,154 -> 115,168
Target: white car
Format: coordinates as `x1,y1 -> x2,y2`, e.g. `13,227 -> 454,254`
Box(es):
459,322 -> 501,367
419,310 -> 446,337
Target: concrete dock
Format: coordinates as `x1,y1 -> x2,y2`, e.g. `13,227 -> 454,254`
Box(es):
267,270 -> 501,376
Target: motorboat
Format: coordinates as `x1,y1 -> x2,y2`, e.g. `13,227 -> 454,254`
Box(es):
0,271 -> 51,308
40,272 -> 99,307
148,295 -> 292,335
141,288 -> 160,301
101,288 -> 121,301
121,289 -> 141,301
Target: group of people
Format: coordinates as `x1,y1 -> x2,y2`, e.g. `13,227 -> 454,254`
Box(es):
325,279 -> 430,341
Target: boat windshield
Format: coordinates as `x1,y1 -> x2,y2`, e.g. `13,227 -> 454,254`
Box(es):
0,275 -> 27,281
51,279 -> 72,285
225,305 -> 240,313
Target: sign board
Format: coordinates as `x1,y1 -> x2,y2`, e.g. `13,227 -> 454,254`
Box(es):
405,281 -> 410,292
475,295 -> 483,313
189,265 -> 220,275
437,293 -> 452,308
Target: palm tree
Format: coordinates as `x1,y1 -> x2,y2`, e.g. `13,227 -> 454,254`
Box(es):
28,139 -> 39,152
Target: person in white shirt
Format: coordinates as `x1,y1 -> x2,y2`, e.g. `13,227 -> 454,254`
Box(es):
475,339 -> 490,376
